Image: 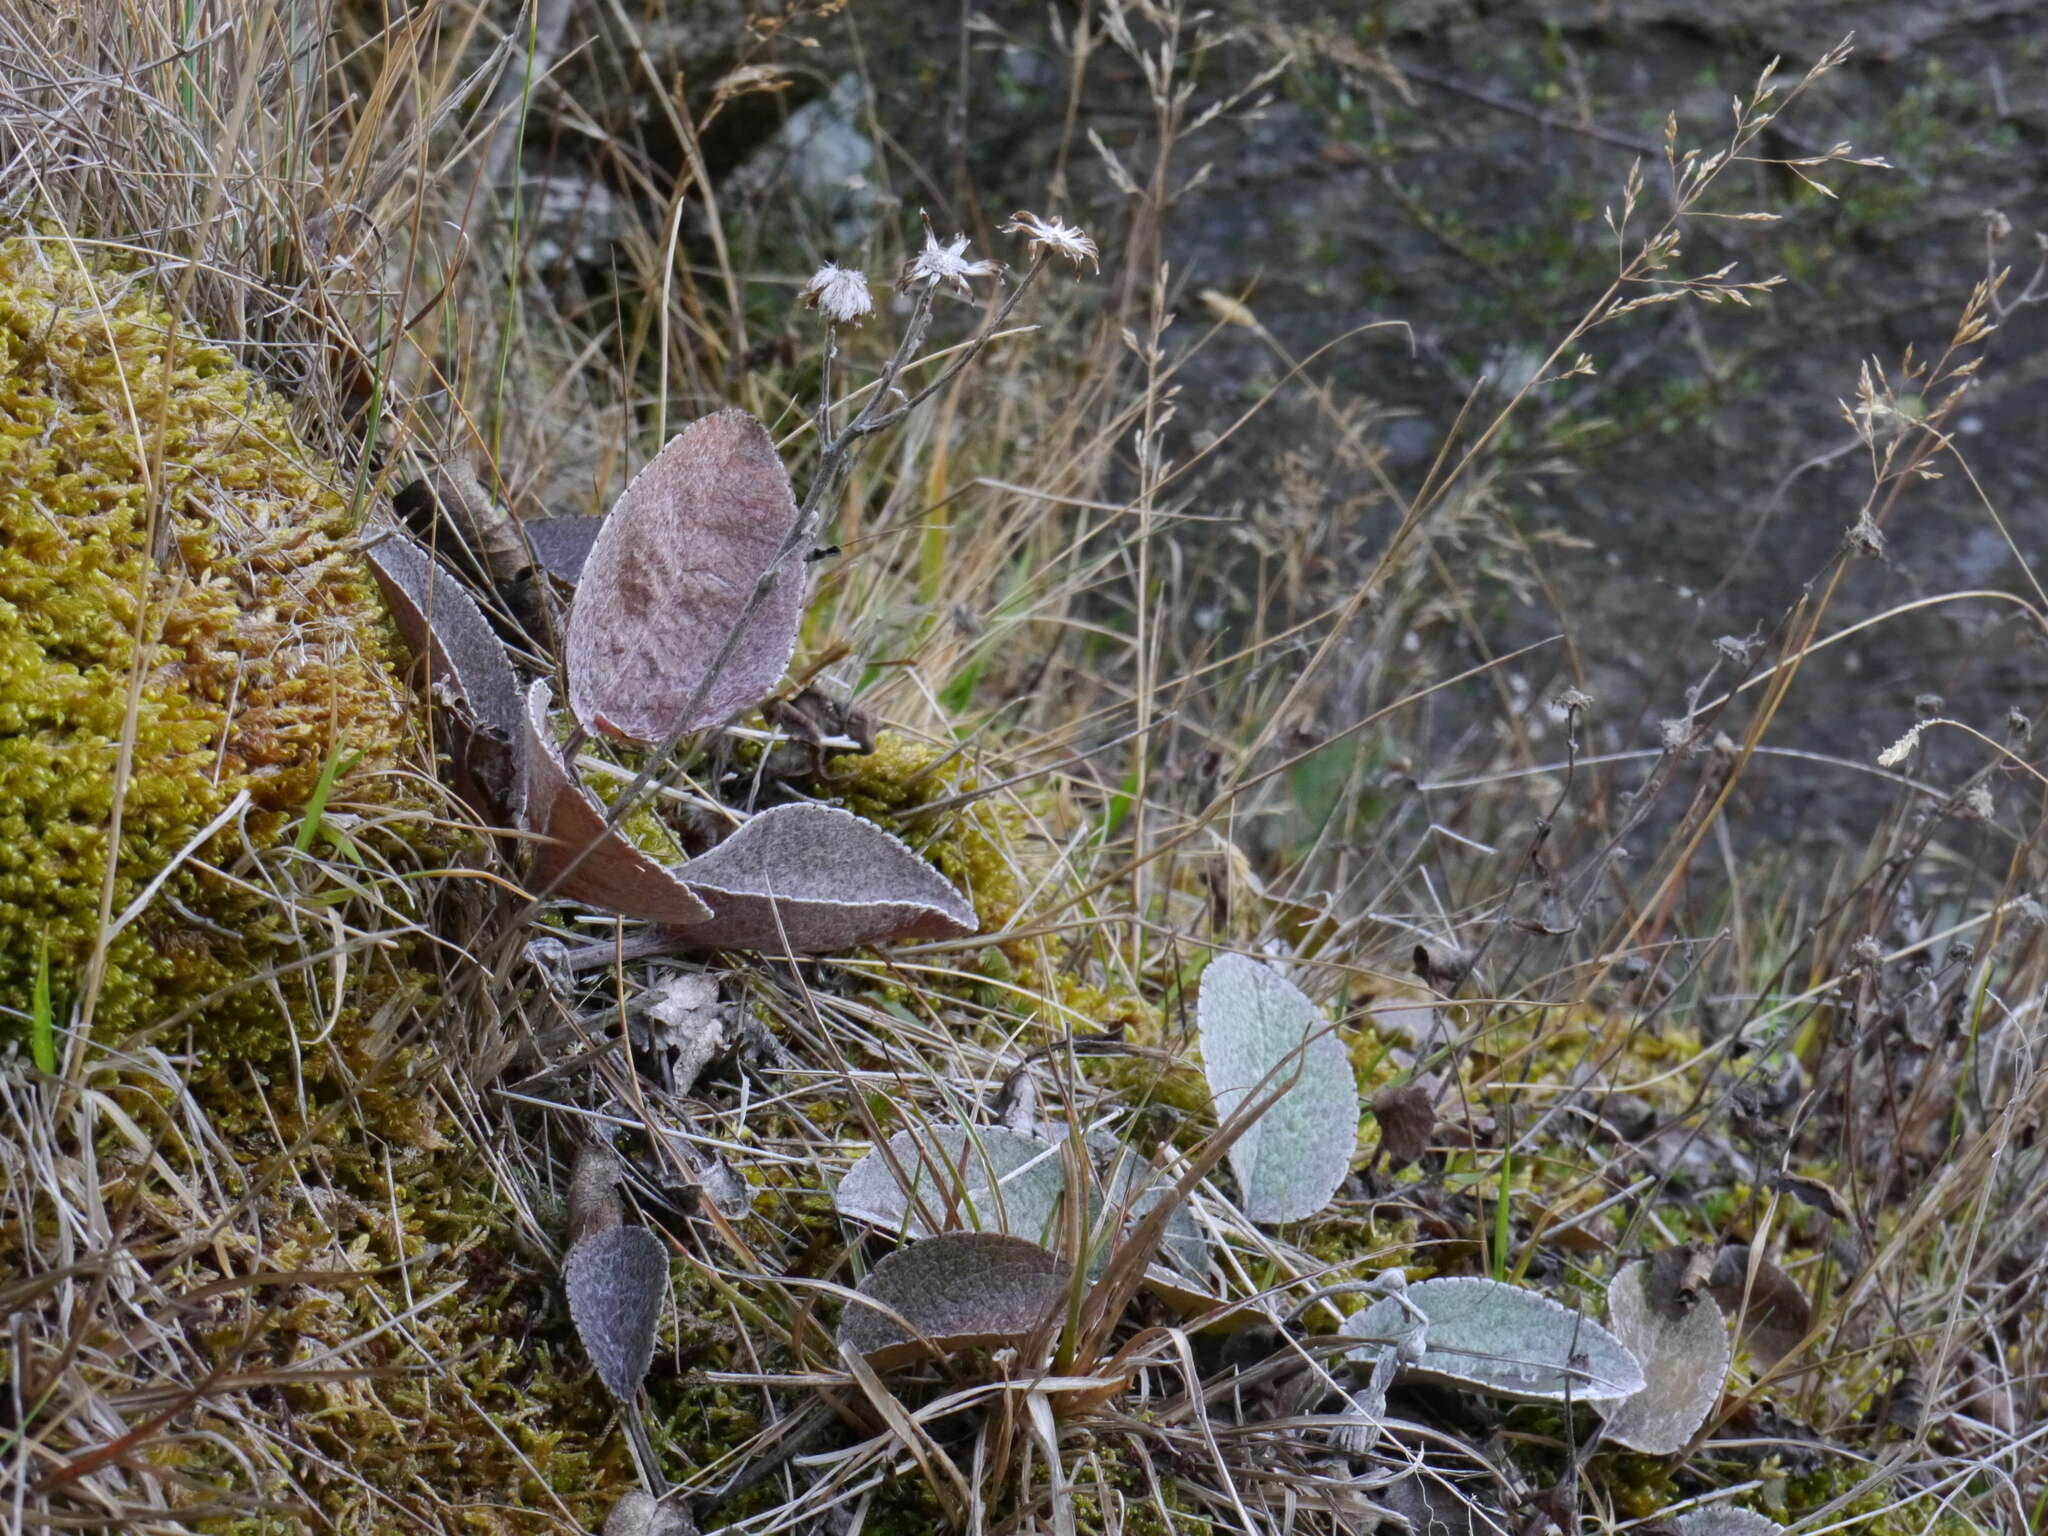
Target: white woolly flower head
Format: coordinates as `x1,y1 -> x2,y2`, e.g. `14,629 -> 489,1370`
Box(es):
799,262 -> 874,324
898,212 -> 1001,297
1001,210 -> 1098,271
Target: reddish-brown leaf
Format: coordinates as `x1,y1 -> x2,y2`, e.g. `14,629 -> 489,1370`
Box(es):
514,680 -> 713,924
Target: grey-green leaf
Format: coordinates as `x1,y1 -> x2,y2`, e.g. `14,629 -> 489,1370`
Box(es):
1674,1510 -> 1784,1536
837,1232 -> 1071,1368
835,1125 -> 1211,1287
1598,1258 -> 1731,1453
1197,953 -> 1358,1222
1341,1275 -> 1645,1403
835,1125 -> 1062,1244
565,1225 -> 670,1403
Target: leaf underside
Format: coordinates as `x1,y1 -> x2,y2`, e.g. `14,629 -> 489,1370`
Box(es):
514,680 -> 714,925
1598,1257 -> 1731,1453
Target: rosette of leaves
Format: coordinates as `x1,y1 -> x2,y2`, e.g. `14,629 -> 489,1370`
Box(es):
374,408 -> 978,952
1197,953 -> 1358,1223
1341,1276 -> 1644,1404
833,1124 -> 1210,1289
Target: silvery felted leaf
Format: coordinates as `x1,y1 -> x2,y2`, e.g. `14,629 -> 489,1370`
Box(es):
1597,1258 -> 1731,1453
365,524 -> 525,815
523,514 -> 606,584
515,680 -> 713,924
837,1232 -> 1071,1368
564,1225 -> 670,1402
670,802 -> 977,951
364,526 -> 524,741
603,1492 -> 697,1536
1197,953 -> 1358,1223
835,1125 -> 1063,1244
1341,1276 -> 1645,1403
1090,1137 -> 1208,1283
1674,1510 -> 1784,1536
566,409 -> 807,743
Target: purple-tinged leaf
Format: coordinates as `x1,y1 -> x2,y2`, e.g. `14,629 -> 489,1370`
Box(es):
837,1232 -> 1070,1368
515,680 -> 713,924
566,409 -> 807,743
523,514 -> 606,584
671,802 -> 977,952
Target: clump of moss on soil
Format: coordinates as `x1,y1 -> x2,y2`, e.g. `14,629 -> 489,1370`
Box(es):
0,236 -> 421,1059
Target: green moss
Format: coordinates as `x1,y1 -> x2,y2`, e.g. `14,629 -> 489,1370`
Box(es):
0,237 -> 421,1057
825,730 -> 1028,932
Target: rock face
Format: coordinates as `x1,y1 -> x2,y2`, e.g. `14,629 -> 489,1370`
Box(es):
0,238 -> 424,1053
726,72 -> 886,249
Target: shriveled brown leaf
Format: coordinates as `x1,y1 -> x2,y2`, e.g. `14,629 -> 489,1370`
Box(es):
514,680 -> 713,924
566,409 -> 807,743
1709,1244 -> 1812,1368
837,1232 -> 1070,1369
1646,1243 -> 1716,1321
671,802 -> 977,952
1370,1082 -> 1436,1171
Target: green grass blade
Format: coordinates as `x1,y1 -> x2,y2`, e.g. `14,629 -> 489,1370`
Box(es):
30,932 -> 55,1075
296,745 -> 363,854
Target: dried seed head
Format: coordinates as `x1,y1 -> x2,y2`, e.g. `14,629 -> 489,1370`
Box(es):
799,261 -> 874,324
899,212 -> 1001,297
1001,210 -> 1099,271
1843,515 -> 1886,559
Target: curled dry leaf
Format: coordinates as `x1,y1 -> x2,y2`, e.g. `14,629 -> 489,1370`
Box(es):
837,1231 -> 1071,1368
522,514 -> 606,584
566,409 -> 807,743
364,524 -> 524,813
564,1224 -> 670,1403
1708,1244 -> 1812,1369
1647,1243 -> 1716,1321
1197,953 -> 1358,1223
1342,1276 -> 1645,1404
567,1143 -> 624,1248
1370,1082 -> 1436,1171
514,681 -> 714,924
1597,1258 -> 1731,1454
668,802 -> 977,952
